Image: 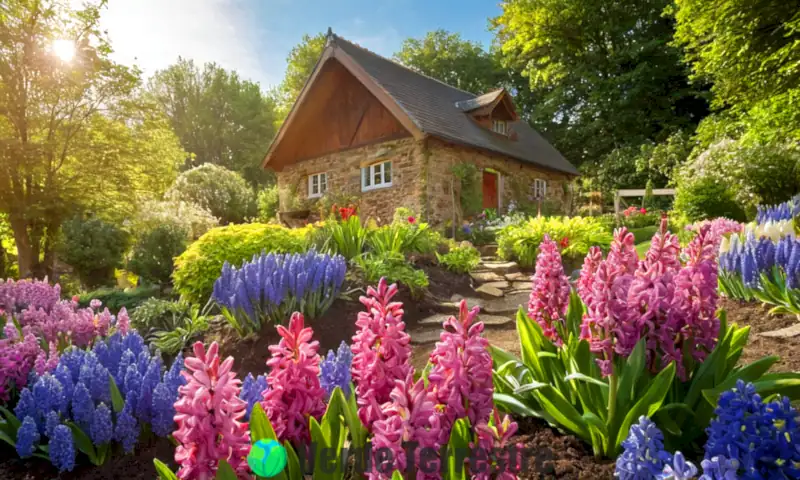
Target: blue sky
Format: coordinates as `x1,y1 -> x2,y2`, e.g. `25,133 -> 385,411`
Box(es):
98,0 -> 500,90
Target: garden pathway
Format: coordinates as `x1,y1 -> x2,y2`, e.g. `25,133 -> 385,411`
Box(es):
409,246 -> 529,346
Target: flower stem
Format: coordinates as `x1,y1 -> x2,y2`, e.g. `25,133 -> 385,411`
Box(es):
606,371 -> 618,457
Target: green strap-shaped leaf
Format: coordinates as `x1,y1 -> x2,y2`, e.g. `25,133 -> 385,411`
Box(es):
444,418 -> 471,480
0,406 -> 21,432
153,459 -> 178,480
535,385 -> 590,441
703,372 -> 800,406
701,355 -> 779,406
66,421 -> 98,465
492,393 -> 543,419
343,383 -> 368,450
284,440 -> 303,480
614,362 -> 676,452
249,403 -> 289,480
109,375 -> 125,413
216,459 -> 239,480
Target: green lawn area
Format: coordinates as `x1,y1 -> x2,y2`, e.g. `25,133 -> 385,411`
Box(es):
636,241 -> 650,259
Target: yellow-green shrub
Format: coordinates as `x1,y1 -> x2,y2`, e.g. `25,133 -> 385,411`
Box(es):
172,223 -> 310,304
496,216 -> 612,267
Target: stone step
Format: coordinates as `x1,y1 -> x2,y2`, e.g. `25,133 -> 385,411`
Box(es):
447,292 -> 528,315
418,313 -> 513,327
477,244 -> 498,257
505,272 -> 528,282
409,329 -> 442,345
470,271 -> 507,284
481,256 -> 500,262
475,284 -> 505,298
479,261 -> 520,276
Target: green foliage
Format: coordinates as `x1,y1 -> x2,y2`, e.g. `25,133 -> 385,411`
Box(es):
312,216 -> 368,261
166,164 -> 257,224
436,243 -> 481,274
670,0 -> 800,110
451,163 -> 482,217
275,33 -> 327,122
77,285 -> 162,313
257,186 -> 280,222
128,223 -> 189,286
131,200 -> 219,241
394,30 -> 503,94
148,58 -> 278,186
151,305 -> 210,356
621,211 -> 659,230
496,216 -> 612,266
172,223 -> 309,304
629,226 -> 659,245
61,217 -> 130,288
674,176 -> 746,222
355,252 -> 429,297
492,306 -> 800,457
493,0 -> 707,167
131,298 -> 192,339
368,221 -> 440,257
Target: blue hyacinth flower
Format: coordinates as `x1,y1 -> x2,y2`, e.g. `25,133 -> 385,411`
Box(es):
16,416 -> 39,458
49,424 -> 76,472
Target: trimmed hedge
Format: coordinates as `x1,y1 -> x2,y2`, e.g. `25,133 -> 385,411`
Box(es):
172,223 -> 310,304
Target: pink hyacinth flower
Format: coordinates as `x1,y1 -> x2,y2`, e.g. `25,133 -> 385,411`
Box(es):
606,228 -> 639,277
527,235 -> 570,345
428,300 -> 494,445
116,307 -> 130,336
351,278 -> 412,432
577,246 -> 603,308
261,312 -> 326,446
473,408 -> 524,480
174,342 -> 251,480
370,373 -> 442,480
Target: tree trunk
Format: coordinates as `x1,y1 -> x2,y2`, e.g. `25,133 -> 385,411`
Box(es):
10,215 -> 35,279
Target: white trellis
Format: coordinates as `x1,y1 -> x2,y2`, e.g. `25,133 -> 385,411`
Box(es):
614,188 -> 676,221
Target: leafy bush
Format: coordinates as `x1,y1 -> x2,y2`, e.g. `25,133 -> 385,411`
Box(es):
620,206 -> 659,229
61,217 -> 130,288
355,252 -> 429,296
127,223 -> 188,286
172,223 -> 309,304
256,186 -> 280,222
151,306 -> 210,356
674,176 -> 746,222
368,220 -> 440,257
212,251 -> 347,335
311,209 -> 367,261
132,200 -> 218,241
77,285 -> 161,312
166,163 -> 256,224
130,298 -> 192,339
496,216 -> 612,266
436,243 -> 480,273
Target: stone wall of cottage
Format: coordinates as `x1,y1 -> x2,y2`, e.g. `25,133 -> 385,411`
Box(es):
425,138 -> 573,225
276,136 -> 574,226
275,137 -> 425,224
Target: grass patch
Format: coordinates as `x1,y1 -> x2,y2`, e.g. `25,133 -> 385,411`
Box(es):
635,242 -> 651,259
629,226 -> 658,244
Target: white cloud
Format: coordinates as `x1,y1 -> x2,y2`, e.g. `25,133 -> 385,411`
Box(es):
94,0 -> 282,88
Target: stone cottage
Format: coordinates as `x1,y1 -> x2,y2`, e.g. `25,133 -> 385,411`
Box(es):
263,30 -> 579,225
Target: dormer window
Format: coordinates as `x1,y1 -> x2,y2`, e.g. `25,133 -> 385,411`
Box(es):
492,119 -> 508,135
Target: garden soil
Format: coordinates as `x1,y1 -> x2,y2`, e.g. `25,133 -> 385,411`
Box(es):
1,281 -> 796,479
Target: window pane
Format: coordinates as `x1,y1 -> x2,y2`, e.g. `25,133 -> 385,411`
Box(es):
320,173 -> 327,193
383,161 -> 392,183
374,164 -> 381,185
362,167 -> 370,187
311,175 -> 319,194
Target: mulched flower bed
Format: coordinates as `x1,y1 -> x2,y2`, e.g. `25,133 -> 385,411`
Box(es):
0,277 -> 796,479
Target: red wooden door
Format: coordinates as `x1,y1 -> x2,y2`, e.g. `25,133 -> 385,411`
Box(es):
482,171 -> 498,210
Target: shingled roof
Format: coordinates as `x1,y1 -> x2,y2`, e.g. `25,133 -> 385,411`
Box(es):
264,32 -> 579,176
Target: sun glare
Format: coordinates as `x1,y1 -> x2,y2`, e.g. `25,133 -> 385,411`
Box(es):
51,39 -> 76,62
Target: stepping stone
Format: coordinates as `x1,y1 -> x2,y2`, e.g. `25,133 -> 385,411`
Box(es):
481,261 -> 520,275
511,281 -> 533,291
422,308 -> 512,327
483,280 -> 510,290
449,292 -> 528,315
410,329 -> 442,345
475,284 -> 505,298
478,244 -> 498,256
759,323 -> 800,338
470,271 -> 506,283
505,272 -> 528,282
481,256 -> 500,262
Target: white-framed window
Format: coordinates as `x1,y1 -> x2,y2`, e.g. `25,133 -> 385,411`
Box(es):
308,172 -> 328,198
492,119 -> 508,135
533,178 -> 547,199
361,160 -> 392,192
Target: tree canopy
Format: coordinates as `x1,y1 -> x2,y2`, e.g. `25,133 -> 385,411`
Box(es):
148,59 -> 278,187
274,33 -> 327,123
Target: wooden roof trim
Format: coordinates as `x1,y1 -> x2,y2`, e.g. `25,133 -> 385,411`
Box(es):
498,92 -> 519,121
262,46 -> 335,168
330,47 -> 424,140
263,41 -> 424,168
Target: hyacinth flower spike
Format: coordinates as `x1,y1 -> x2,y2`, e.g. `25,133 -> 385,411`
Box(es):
173,341 -> 250,480
527,235 -> 571,345
261,312 -> 326,446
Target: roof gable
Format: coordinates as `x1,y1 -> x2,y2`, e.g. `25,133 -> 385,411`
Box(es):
264,31 -> 579,176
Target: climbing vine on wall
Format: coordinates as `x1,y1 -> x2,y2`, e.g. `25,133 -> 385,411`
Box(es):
451,162 -> 482,217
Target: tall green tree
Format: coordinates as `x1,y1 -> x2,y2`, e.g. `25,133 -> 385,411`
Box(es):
394,30 -> 503,94
275,33 -> 326,123
148,59 -> 278,187
0,0 -> 183,278
492,0 -> 708,167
